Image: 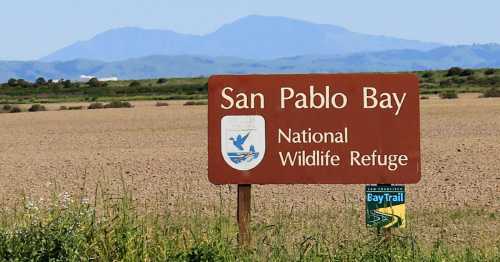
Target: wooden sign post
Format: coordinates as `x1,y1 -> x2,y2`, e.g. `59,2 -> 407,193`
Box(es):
237,185 -> 251,247
208,74 -> 421,247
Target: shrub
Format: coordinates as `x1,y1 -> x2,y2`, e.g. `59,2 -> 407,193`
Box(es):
459,69 -> 474,76
28,104 -> 47,112
59,106 -> 68,110
484,68 -> 496,75
7,78 -> 17,87
10,106 -> 22,113
129,81 -> 141,87
72,101 -> 131,111
446,67 -> 463,76
439,79 -> 453,87
476,76 -> 500,86
104,101 -> 133,108
482,87 -> 500,98
439,90 -> 458,99
420,96 -> 429,100
466,75 -> 477,82
451,77 -> 465,84
157,78 -> 168,84
16,79 -> 32,88
88,102 -> 104,109
421,71 -> 433,78
420,83 -> 438,90
184,100 -> 208,106
68,106 -> 83,110
63,80 -> 72,89
88,78 -> 107,88
422,78 -> 435,84
156,102 -> 169,107
2,104 -> 13,112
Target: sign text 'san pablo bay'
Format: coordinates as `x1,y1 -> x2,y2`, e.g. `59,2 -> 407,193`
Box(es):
208,74 -> 421,184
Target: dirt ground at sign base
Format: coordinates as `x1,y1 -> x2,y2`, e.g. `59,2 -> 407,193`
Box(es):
0,94 -> 498,218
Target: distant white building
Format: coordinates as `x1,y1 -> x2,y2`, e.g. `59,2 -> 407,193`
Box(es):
79,75 -> 118,82
79,75 -> 94,82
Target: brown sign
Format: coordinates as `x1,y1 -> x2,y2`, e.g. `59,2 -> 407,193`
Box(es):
208,74 -> 420,184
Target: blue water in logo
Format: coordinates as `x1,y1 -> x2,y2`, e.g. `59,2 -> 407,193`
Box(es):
227,132 -> 259,164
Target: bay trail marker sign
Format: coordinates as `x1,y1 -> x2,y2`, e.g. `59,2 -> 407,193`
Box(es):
366,185 -> 406,229
207,73 -> 420,246
208,74 -> 421,184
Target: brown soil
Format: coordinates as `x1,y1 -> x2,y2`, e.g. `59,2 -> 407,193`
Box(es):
0,94 -> 498,218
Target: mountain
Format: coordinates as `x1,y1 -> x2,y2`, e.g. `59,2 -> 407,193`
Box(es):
42,15 -> 441,62
2,44 -> 500,82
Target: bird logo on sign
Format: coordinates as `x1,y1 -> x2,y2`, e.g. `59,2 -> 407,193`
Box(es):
221,115 -> 265,171
227,132 -> 259,164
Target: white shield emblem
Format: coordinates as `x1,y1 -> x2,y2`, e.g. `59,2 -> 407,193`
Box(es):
221,115 -> 266,171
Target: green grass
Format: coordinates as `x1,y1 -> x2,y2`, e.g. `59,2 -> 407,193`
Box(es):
1,68 -> 499,104
0,94 -> 208,105
0,187 -> 498,261
415,68 -> 500,95
0,77 -> 208,104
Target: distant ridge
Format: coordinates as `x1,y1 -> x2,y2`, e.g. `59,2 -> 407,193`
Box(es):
42,15 -> 441,62
2,44 -> 500,82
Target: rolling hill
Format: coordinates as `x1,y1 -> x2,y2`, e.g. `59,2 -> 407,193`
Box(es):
1,44 -> 500,82
42,15 -> 441,62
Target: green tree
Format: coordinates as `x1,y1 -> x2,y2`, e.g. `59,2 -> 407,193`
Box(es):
35,77 -> 46,86
421,71 -> 433,78
63,80 -> 72,88
484,68 -> 496,75
16,79 -> 31,88
446,67 -> 463,76
7,78 -> 17,87
88,78 -> 100,87
459,69 -> 474,76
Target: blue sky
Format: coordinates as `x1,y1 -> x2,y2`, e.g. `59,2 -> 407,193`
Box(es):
1,0 -> 499,60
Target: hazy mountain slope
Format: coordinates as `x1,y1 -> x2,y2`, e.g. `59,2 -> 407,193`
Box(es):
0,60 -> 104,81
3,44 -> 500,82
42,15 -> 441,62
43,27 -> 201,62
201,15 -> 440,59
